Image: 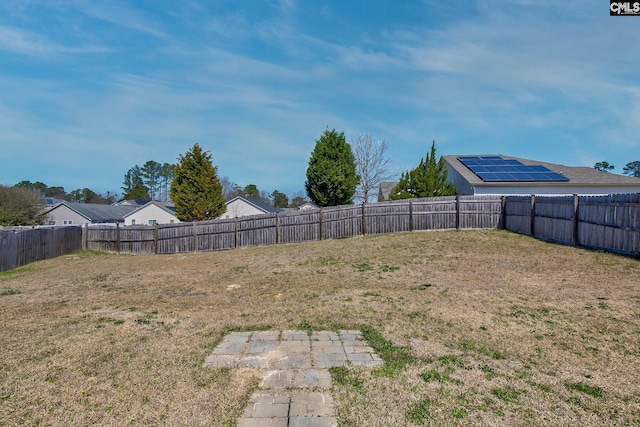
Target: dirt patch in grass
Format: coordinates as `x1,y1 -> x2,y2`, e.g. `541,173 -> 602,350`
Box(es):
0,229 -> 639,426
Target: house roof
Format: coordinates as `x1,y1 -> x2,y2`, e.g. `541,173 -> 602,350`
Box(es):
114,199 -> 150,206
378,182 -> 399,201
52,202 -> 137,222
443,155 -> 640,188
225,196 -> 284,213
123,201 -> 177,218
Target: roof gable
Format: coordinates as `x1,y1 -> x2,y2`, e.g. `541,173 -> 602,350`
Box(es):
124,201 -> 177,218
225,196 -> 282,213
52,202 -> 137,222
378,182 -> 399,201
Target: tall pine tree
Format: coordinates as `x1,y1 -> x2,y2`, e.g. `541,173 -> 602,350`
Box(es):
122,166 -> 149,200
390,141 -> 456,199
305,129 -> 360,206
169,143 -> 225,221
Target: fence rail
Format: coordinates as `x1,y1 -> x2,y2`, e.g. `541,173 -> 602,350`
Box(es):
1,194 -> 638,272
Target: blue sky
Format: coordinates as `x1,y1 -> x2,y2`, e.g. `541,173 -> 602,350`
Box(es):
1,0 -> 638,198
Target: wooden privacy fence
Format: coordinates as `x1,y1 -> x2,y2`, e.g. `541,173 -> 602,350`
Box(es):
0,226 -> 83,272
2,194 -> 638,272
503,193 -> 640,255
84,196 -> 503,255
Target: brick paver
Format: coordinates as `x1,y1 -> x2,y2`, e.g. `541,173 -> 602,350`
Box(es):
204,329 -> 381,370
204,330 -> 381,425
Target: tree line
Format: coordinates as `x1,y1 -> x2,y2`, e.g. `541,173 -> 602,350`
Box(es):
122,161 -> 175,201
0,129 -> 453,225
168,130 -> 450,221
122,161 -> 305,209
303,129 -> 453,206
12,181 -> 117,204
594,161 -> 640,177
9,127 -> 636,226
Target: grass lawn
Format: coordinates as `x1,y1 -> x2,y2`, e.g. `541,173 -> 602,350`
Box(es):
1,229 -> 639,426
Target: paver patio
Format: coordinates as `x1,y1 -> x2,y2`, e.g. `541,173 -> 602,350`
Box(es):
204,330 -> 382,426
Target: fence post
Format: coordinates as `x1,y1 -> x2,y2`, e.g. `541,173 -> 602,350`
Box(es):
573,194 -> 579,246
361,203 -> 366,236
154,224 -> 159,254
275,212 -> 279,245
193,222 -> 198,252
500,196 -> 507,230
82,225 -> 88,250
116,223 -> 121,254
319,208 -> 323,241
409,200 -> 414,232
530,195 -> 536,237
455,195 -> 461,230
234,217 -> 238,249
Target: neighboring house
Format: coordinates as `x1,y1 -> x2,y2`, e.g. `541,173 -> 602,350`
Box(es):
43,197 -> 66,212
44,197 -> 65,207
443,155 -> 640,196
46,202 -> 137,225
123,201 -> 179,226
379,155 -> 640,198
222,196 -> 283,219
377,182 -> 399,202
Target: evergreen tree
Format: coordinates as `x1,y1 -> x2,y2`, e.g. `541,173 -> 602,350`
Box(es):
622,161 -> 640,177
243,184 -> 260,199
159,163 -> 175,201
169,143 -> 225,221
305,129 -> 360,207
68,188 -> 113,204
390,141 -> 456,199
594,161 -> 614,173
141,160 -> 162,200
122,166 -> 149,200
271,190 -> 289,208
14,180 -> 36,190
124,182 -> 150,200
44,186 -> 66,199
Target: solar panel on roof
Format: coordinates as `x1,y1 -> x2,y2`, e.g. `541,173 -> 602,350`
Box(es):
457,156 -> 569,182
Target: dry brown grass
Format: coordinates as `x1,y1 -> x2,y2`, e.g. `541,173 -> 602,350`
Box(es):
0,229 -> 638,426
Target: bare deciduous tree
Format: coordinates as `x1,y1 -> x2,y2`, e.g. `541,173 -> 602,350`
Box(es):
219,176 -> 237,201
351,134 -> 394,203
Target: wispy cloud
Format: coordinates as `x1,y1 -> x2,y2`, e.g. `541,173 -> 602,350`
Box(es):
74,2 -> 167,39
0,0 -> 638,193
0,25 -> 109,58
